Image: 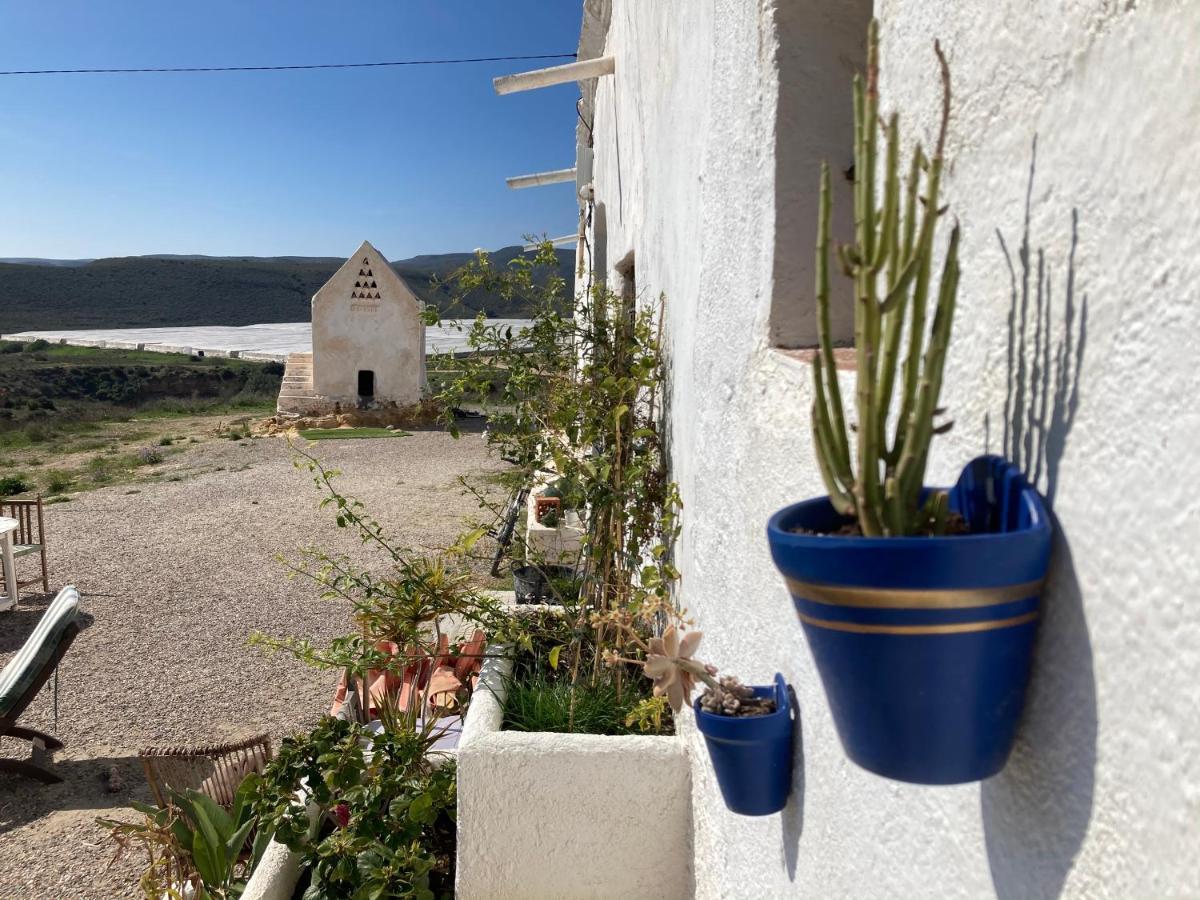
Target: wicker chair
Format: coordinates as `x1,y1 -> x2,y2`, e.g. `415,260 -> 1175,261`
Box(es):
139,733 -> 273,808
0,496 -> 50,599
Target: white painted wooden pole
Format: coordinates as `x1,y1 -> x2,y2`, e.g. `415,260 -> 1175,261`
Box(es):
493,56 -> 615,95
523,234 -> 579,251
506,168 -> 577,190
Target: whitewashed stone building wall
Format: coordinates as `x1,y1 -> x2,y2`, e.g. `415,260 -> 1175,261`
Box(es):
278,239 -> 425,415
576,0 -> 1200,896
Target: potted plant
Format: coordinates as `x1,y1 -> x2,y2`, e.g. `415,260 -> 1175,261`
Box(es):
620,626 -> 795,816
766,22 -> 1052,785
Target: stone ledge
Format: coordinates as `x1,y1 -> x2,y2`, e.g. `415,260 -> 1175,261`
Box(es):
774,345 -> 857,370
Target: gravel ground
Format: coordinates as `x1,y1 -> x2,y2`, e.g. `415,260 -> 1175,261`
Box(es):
0,425 -> 502,898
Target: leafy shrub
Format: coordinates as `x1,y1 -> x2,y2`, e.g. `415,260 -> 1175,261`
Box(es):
44,469 -> 73,494
237,367 -> 282,396
98,777 -> 267,899
0,474 -> 29,496
86,455 -> 114,483
23,339 -> 50,352
24,424 -> 51,444
157,436 -> 174,446
251,718 -> 457,899
0,342 -> 22,354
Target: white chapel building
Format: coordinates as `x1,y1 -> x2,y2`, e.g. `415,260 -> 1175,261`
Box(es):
278,240 -> 426,416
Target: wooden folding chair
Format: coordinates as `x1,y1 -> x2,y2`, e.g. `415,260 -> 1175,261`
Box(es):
0,496 -> 50,599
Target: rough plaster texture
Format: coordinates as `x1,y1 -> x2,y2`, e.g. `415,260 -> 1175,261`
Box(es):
311,239 -> 425,406
583,0 -> 1200,896
456,653 -> 693,899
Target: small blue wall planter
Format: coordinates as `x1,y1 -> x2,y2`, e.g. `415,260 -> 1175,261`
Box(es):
695,673 -> 795,815
765,455 -> 1052,785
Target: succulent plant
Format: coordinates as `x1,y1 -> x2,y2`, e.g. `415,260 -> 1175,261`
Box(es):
811,20 -> 960,536
644,625 -> 704,712
698,675 -> 758,716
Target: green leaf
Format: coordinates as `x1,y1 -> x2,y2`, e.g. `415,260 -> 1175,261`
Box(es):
408,792 -> 434,824
191,813 -> 226,888
226,818 -> 255,861
130,800 -> 164,819
170,816 -> 195,851
188,789 -> 235,840
548,644 -> 562,670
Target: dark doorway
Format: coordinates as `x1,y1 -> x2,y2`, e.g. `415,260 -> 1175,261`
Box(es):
357,370 -> 375,398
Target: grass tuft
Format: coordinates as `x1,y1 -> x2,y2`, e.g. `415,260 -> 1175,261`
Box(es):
501,668 -> 662,736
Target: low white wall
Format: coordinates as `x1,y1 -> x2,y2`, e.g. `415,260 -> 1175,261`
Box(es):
456,652 -> 693,899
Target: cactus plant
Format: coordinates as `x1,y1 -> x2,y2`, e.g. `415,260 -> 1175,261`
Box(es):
812,20 -> 960,537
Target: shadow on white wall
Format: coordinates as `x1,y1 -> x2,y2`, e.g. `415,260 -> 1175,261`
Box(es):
981,138 -> 1096,900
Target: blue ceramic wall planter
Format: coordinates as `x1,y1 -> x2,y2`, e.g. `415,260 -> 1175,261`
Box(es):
766,455 -> 1052,785
695,673 -> 795,815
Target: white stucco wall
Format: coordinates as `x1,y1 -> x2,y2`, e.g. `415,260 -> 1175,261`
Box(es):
311,239 -> 425,406
582,0 -> 1200,896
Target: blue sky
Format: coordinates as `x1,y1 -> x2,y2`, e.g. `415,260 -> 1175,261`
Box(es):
0,1 -> 582,260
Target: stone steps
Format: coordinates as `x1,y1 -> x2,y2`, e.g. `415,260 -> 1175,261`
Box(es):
281,352 -> 314,395
278,352 -> 317,411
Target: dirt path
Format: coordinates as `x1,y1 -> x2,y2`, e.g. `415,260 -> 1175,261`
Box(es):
0,426 -> 502,898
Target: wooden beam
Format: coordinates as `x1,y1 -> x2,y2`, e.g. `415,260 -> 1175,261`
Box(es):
506,168 -> 577,190
523,234 -> 578,251
493,56 -> 615,95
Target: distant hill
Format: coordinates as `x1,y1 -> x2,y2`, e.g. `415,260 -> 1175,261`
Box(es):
0,246 -> 573,332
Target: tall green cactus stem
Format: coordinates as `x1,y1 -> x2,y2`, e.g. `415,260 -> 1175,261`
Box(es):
811,22 -> 959,537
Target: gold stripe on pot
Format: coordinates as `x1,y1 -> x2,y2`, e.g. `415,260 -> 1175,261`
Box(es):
785,577 -> 1043,610
796,610 -> 1040,635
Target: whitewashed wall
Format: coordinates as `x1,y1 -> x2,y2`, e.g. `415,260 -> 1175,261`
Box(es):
583,0 -> 1200,896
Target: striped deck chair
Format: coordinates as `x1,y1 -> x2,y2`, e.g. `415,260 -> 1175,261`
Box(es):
0,585 -> 80,783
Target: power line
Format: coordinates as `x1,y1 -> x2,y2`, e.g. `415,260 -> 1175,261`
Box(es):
0,53 -> 577,77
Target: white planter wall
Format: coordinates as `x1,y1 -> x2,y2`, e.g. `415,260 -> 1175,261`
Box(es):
456,653 -> 693,899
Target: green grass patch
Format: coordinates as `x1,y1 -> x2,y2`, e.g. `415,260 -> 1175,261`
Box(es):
298,427 -> 411,441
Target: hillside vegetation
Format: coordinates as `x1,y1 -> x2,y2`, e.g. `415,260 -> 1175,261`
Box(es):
0,246 -> 573,333
0,339 -> 282,497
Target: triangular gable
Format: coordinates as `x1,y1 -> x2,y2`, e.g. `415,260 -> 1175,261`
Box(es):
312,239 -> 421,310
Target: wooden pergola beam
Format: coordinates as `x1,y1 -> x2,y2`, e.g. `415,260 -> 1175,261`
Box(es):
493,56 -> 615,95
